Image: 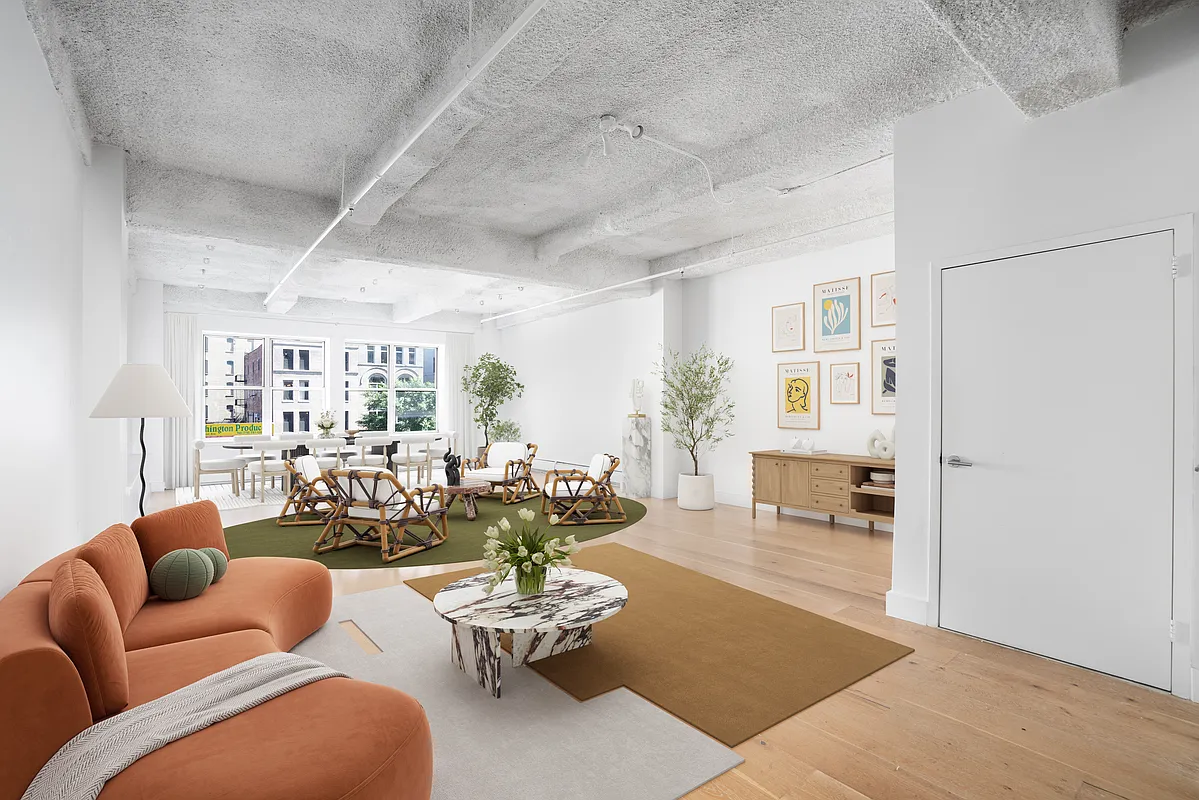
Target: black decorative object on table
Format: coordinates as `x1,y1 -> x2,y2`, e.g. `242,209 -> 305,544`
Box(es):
444,451 -> 462,486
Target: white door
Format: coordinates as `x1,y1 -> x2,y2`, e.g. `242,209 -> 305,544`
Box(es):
939,231 -> 1175,689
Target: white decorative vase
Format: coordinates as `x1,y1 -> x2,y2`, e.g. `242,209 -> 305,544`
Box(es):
677,473 -> 715,511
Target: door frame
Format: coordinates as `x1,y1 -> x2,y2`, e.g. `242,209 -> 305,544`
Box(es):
927,214 -> 1196,699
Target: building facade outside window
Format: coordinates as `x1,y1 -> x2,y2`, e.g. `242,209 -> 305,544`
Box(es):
202,333 -> 327,437
203,335 -> 265,436
344,341 -> 437,432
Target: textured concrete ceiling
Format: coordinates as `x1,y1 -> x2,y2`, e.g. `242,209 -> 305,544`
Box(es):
25,0 -> 1197,324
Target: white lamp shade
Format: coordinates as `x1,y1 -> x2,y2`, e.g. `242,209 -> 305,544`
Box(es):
90,364 -> 191,419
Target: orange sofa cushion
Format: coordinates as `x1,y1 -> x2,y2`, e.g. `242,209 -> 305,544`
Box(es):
125,629 -> 278,707
123,557 -> 332,652
101,677 -> 433,800
0,583 -> 93,800
48,560 -> 129,720
131,500 -> 229,576
79,524 -> 149,631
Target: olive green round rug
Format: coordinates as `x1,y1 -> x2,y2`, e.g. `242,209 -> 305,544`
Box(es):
224,495 -> 647,569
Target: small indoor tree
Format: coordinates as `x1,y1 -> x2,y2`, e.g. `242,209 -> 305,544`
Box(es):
655,344 -> 735,476
462,353 -> 525,446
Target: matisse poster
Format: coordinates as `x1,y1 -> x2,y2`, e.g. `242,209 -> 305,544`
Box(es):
872,339 -> 897,415
871,270 -> 896,326
778,361 -> 820,429
814,277 -> 861,352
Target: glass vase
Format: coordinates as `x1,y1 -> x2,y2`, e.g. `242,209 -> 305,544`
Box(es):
515,565 -> 547,596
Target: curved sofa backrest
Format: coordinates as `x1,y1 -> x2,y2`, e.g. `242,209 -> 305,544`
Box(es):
0,581 -> 92,799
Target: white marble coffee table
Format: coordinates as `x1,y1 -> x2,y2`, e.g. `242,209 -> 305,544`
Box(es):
432,568 -> 628,698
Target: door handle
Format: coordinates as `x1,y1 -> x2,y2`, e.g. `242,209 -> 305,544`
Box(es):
945,455 -> 973,468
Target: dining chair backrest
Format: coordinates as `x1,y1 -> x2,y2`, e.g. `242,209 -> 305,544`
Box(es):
355,435 -> 394,451
279,432 -> 310,441
394,432 -> 437,446
233,434 -> 275,445
307,437 -> 346,454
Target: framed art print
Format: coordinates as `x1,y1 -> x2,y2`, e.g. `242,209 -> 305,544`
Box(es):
871,270 -> 896,326
778,361 -> 819,429
771,302 -> 805,352
830,362 -> 859,405
871,339 -> 897,415
814,277 -> 861,352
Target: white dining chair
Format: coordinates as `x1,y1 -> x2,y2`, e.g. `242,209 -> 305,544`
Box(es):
391,432 -> 438,486
244,441 -> 288,502
306,437 -> 347,471
191,440 -> 243,499
348,434 -> 393,467
233,434 -> 280,489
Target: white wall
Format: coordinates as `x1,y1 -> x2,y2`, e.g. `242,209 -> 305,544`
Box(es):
80,144 -> 130,530
682,235 -> 897,517
0,3 -> 85,591
494,286 -> 681,497
891,1 -> 1199,661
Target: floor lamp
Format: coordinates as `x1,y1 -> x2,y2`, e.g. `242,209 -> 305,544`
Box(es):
91,363 -> 192,516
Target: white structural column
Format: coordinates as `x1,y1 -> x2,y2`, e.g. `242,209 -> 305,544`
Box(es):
650,281 -> 683,498
80,144 -> 130,529
127,280 -> 165,493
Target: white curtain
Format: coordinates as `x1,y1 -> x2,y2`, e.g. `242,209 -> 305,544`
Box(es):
163,312 -> 199,489
443,332 -> 476,458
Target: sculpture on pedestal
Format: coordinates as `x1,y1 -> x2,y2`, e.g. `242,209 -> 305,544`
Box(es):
444,451 -> 463,486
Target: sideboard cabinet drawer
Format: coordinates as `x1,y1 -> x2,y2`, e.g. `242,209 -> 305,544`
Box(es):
810,478 -> 849,497
810,494 -> 850,513
810,462 -> 849,480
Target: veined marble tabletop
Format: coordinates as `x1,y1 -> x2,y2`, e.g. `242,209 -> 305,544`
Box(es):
433,568 -> 628,633
433,569 -> 628,698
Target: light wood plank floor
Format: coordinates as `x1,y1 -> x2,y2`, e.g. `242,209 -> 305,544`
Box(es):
183,490 -> 1199,800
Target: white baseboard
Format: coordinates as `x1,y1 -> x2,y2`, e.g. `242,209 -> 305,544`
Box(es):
886,590 -> 930,625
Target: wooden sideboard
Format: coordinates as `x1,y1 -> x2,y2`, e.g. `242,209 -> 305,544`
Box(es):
750,451 -> 895,530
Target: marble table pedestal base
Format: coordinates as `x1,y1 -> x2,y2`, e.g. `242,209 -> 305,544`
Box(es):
449,622 -> 593,698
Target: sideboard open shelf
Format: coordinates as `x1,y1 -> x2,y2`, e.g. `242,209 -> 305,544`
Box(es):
750,450 -> 895,531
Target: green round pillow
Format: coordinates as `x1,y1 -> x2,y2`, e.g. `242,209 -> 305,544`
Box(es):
150,549 -> 214,601
199,547 -> 229,583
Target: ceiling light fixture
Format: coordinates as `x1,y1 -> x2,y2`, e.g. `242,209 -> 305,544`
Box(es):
262,0 -> 551,309
595,115 -> 731,207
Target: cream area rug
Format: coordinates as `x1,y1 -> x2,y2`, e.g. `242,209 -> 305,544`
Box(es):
293,584 -> 742,800
174,483 -> 287,510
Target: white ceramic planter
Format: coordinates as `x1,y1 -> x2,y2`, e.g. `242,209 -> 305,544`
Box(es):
677,473 -> 715,511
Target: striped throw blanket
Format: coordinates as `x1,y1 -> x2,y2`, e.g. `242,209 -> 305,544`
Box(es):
23,652 -> 346,800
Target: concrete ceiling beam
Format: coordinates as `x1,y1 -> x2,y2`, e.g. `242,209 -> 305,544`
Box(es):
918,0 -> 1123,117
23,0 -> 93,163
127,162 -> 649,292
391,294 -> 442,325
343,0 -> 626,228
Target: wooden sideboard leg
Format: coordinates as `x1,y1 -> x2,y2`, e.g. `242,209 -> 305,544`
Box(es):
869,521 -> 875,534
776,505 -> 782,516
752,501 -> 757,519
828,514 -> 835,525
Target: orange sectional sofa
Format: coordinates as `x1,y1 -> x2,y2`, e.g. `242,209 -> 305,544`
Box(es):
0,501 -> 433,800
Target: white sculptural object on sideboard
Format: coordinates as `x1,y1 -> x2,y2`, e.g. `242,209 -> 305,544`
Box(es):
866,427 -> 896,460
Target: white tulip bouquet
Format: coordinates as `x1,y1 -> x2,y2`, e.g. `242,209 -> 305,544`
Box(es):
482,507 -> 581,595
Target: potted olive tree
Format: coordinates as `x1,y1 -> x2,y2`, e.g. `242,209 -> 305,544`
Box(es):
655,344 -> 735,510
462,353 -> 524,455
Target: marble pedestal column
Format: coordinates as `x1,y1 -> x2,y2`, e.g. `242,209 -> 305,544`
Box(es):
622,414 -> 651,498
450,622 -> 594,699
